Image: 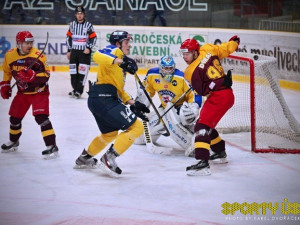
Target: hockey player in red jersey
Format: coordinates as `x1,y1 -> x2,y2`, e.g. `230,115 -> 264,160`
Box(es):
180,36 -> 240,175
0,31 -> 58,159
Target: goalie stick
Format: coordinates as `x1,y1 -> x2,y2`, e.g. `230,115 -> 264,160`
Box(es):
155,86 -> 193,126
142,120 -> 173,155
10,32 -> 49,91
134,73 -> 170,136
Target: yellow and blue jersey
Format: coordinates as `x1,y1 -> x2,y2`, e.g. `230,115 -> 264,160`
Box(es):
144,67 -> 202,108
93,44 -> 132,104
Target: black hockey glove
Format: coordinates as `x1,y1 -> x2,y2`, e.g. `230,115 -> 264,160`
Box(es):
119,56 -> 138,75
130,101 -> 150,122
223,70 -> 233,88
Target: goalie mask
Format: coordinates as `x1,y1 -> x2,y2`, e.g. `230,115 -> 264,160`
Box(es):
159,56 -> 175,83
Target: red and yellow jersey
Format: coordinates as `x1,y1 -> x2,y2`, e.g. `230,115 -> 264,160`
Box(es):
184,41 -> 238,96
2,47 -> 50,94
93,45 -> 132,104
144,67 -> 195,108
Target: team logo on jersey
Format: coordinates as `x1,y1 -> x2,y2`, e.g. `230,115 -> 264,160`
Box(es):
155,78 -> 160,84
17,59 -> 25,64
158,90 -> 175,104
172,80 -> 177,86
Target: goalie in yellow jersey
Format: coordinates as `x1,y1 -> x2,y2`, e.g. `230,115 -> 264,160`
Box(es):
134,55 -> 202,156
74,30 -> 149,177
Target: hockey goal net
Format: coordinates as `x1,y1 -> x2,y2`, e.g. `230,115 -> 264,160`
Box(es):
217,53 -> 300,153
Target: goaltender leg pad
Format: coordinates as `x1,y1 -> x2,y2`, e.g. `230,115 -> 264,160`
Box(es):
163,103 -> 194,152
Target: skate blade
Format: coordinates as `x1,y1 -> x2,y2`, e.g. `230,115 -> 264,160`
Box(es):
73,164 -> 97,169
210,158 -> 228,164
1,147 -> 18,153
98,161 -> 120,178
43,152 -> 59,160
186,167 -> 211,176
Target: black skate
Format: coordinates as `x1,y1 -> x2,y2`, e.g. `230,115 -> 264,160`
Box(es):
42,145 -> 59,159
68,90 -> 75,97
1,141 -> 19,153
74,91 -> 81,99
186,160 -> 211,176
209,151 -> 228,164
74,149 -> 98,169
99,145 -> 122,177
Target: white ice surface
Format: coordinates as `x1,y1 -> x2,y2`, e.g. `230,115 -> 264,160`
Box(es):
0,72 -> 300,225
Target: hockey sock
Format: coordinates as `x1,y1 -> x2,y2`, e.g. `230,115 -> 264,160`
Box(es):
88,131 -> 118,156
210,129 -> 225,153
114,120 -> 144,155
9,116 -> 22,142
194,123 -> 211,160
35,114 -> 56,146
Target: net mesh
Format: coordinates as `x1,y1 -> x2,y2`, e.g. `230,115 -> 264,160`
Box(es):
218,53 -> 300,152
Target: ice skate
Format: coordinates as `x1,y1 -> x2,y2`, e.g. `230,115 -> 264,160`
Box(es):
99,145 -> 122,177
186,160 -> 211,176
1,141 -> 19,153
209,151 -> 228,164
42,145 -> 59,159
74,91 -> 81,99
74,149 -> 98,169
68,90 -> 75,97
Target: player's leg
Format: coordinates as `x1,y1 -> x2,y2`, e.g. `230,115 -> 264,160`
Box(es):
209,129 -> 228,164
1,93 -> 30,152
74,52 -> 91,98
68,50 -> 78,97
98,104 -> 143,176
186,123 -> 211,176
32,93 -> 58,159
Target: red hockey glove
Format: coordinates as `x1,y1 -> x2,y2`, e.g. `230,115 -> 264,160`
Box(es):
0,81 -> 12,99
18,69 -> 36,83
229,35 -> 240,45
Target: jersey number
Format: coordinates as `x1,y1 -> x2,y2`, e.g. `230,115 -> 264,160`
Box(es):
206,59 -> 225,79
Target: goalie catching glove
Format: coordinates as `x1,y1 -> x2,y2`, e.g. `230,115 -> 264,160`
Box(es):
119,56 -> 138,75
179,102 -> 200,126
130,101 -> 150,122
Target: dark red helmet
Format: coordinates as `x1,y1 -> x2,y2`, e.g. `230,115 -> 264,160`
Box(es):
16,31 -> 34,43
180,39 -> 200,53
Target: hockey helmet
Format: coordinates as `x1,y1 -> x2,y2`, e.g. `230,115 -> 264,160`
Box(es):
180,39 -> 200,53
109,30 -> 132,45
159,56 -> 175,82
16,31 -> 34,43
75,6 -> 85,13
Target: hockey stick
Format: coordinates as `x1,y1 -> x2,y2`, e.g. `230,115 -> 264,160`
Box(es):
142,120 -> 173,155
154,86 -> 193,126
133,73 -> 170,136
134,78 -> 172,154
10,32 -> 49,90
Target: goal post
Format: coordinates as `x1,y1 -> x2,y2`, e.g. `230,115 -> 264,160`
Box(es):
218,53 -> 300,154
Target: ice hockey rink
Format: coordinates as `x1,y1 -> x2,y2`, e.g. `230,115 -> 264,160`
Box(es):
0,71 -> 299,225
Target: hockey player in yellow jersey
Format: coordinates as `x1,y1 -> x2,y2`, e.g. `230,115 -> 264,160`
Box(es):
74,30 -> 149,176
0,31 -> 58,159
134,55 -> 202,156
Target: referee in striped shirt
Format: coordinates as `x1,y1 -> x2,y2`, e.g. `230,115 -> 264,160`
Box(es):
66,6 -> 97,98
